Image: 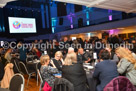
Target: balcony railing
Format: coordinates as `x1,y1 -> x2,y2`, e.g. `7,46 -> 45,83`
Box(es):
55,13 -> 136,33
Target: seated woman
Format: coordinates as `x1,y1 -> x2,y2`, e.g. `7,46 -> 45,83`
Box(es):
4,48 -> 12,62
116,47 -> 136,86
105,47 -> 119,64
51,51 -> 64,71
93,49 -> 119,91
62,52 -> 89,91
40,55 -> 59,87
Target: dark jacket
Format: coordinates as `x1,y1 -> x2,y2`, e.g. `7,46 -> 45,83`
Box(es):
62,41 -> 69,54
19,47 -> 27,62
62,63 -> 89,91
77,52 -> 91,63
1,56 -> 8,67
93,60 -> 119,91
53,78 -> 74,91
52,59 -> 62,71
0,61 -> 4,81
77,54 -> 84,63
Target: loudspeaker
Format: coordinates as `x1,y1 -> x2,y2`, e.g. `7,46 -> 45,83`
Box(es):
59,18 -> 63,25
78,18 -> 83,28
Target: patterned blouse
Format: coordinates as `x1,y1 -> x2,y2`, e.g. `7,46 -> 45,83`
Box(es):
40,65 -> 59,87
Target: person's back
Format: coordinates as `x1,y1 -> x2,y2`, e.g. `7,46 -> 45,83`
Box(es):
19,47 -> 27,63
62,52 -> 89,91
94,60 -> 119,91
93,49 -> 119,91
62,63 -> 88,91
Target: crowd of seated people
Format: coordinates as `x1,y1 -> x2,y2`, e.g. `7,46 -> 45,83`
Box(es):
39,48 -> 136,91
38,36 -> 136,91
1,35 -> 136,91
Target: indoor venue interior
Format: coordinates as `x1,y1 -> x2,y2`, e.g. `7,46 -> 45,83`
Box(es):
0,0 -> 136,91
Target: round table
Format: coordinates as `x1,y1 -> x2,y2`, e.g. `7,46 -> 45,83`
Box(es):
86,71 -> 98,91
26,60 -> 41,72
83,64 -> 98,91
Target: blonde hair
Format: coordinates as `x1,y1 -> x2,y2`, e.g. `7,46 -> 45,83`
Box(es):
55,51 -> 63,58
40,55 -> 50,65
116,47 -> 136,69
64,52 -> 77,65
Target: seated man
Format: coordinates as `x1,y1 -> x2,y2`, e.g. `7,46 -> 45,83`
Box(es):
77,48 -> 91,63
93,49 -> 119,91
68,47 -> 74,54
63,47 -> 74,59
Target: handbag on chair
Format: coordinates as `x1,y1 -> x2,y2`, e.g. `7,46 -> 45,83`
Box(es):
43,82 -> 52,91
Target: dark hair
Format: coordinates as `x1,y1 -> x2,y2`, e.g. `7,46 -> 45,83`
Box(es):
99,49 -> 110,60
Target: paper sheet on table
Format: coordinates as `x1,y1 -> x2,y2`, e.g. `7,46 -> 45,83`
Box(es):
84,65 -> 94,69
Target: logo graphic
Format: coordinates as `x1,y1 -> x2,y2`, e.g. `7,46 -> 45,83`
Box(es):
13,21 -> 21,29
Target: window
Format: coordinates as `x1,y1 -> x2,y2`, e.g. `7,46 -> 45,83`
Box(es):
57,2 -> 67,16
